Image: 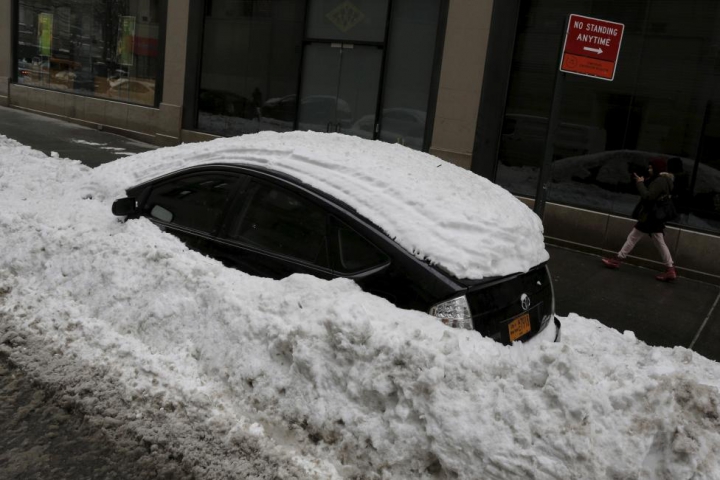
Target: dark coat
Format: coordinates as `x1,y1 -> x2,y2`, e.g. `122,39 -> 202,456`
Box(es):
634,174 -> 674,234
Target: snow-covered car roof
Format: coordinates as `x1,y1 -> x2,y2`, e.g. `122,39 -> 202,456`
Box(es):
97,131 -> 549,279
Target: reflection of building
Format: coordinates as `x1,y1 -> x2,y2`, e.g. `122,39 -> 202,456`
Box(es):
12,0 -> 161,103
2,0 -> 720,281
500,114 -> 607,167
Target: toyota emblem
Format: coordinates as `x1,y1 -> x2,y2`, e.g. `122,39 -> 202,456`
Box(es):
520,293 -> 530,311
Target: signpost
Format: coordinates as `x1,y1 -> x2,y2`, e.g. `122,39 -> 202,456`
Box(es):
533,14 -> 625,218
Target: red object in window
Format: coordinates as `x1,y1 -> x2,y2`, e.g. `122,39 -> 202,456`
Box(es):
134,37 -> 158,57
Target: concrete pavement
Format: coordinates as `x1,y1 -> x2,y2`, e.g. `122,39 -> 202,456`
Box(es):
0,105 -> 154,167
2,105 -> 718,363
547,244 -> 720,361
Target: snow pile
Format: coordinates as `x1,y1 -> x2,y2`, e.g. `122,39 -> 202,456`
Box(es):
1,135 -> 720,479
84,131 -> 548,280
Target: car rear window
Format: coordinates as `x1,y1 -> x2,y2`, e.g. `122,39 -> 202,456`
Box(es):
228,181 -> 329,265
335,224 -> 388,273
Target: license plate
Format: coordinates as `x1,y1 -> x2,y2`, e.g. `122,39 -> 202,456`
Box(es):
508,313 -> 531,342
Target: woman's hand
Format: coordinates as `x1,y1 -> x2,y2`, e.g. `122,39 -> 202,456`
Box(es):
633,172 -> 645,183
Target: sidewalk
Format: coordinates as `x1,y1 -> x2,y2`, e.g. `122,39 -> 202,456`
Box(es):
548,244 -> 720,361
0,105 -> 155,167
2,105 -> 718,363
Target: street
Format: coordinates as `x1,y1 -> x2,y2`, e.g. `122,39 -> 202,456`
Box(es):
0,354 -> 191,480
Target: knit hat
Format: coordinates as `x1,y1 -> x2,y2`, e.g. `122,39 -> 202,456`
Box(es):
667,157 -> 683,174
649,157 -> 667,174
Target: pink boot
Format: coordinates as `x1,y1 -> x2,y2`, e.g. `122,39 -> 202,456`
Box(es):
656,267 -> 677,282
601,257 -> 621,269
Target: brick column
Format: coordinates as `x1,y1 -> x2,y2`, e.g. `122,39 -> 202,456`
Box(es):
430,0 -> 495,169
157,0 -> 191,145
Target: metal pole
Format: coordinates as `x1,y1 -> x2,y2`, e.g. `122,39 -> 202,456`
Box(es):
534,16 -> 569,219
533,71 -> 565,218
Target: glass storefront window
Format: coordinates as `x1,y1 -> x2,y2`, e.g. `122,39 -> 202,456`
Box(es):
497,0 -> 720,234
197,0 -> 305,137
377,0 -> 439,150
306,0 -> 389,42
16,0 -> 162,107
195,0 -> 440,150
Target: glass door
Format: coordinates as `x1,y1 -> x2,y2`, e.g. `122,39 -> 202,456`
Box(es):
297,43 -> 342,134
297,42 -> 383,138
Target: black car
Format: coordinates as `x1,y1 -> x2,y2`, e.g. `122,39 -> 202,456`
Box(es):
113,163 -> 560,345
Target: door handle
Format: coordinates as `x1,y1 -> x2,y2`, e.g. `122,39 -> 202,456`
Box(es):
327,121 -> 332,133
335,122 -> 341,132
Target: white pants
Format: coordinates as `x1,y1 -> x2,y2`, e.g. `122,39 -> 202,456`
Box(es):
618,228 -> 674,268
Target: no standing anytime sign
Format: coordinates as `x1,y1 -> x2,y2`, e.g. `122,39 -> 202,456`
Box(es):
560,14 -> 625,81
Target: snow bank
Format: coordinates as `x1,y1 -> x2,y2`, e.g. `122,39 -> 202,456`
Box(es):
1,135 -> 720,479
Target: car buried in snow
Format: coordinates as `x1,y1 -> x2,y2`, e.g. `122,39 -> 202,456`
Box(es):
112,132 -> 560,345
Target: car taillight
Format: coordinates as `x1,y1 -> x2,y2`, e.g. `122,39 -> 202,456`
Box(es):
429,296 -> 474,330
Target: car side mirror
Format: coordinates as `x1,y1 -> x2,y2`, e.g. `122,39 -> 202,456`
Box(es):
112,197 -> 137,216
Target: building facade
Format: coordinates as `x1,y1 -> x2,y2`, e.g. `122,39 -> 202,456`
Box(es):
1,0 -> 719,281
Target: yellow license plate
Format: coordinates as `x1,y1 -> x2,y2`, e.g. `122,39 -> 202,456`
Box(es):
508,313 -> 531,342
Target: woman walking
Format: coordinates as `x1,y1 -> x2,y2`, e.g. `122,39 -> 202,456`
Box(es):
602,158 -> 677,281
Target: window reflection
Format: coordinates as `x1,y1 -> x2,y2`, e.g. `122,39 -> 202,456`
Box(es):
306,0 -> 389,43
197,0 -> 304,136
498,0 -> 720,234
377,0 -> 439,150
350,108 -> 427,147
145,174 -> 240,233
691,98 -> 720,230
229,182 -> 329,265
297,43 -> 382,137
17,0 -> 161,106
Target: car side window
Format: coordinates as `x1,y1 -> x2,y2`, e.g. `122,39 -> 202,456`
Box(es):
228,181 -> 329,265
143,173 -> 239,233
335,223 -> 389,273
